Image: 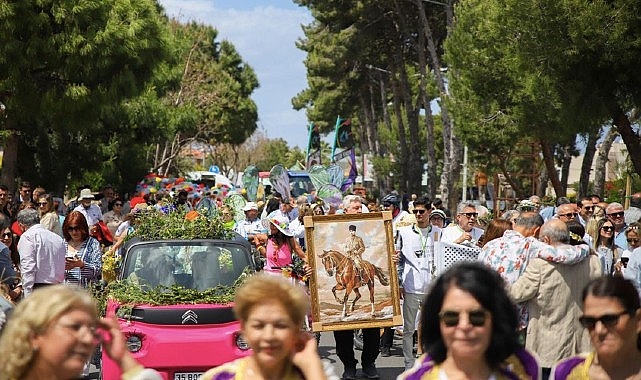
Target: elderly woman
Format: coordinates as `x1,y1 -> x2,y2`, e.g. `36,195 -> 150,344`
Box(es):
63,211 -> 102,287
0,285 -> 161,380
201,274 -> 331,380
552,276 -> 641,379
398,262 -> 539,380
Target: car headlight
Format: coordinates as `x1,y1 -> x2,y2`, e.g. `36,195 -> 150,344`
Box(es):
126,335 -> 143,353
235,333 -> 250,351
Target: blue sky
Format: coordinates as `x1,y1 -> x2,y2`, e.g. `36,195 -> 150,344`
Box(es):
158,0 -> 313,149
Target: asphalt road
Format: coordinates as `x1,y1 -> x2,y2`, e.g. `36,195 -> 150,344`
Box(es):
88,330 -> 407,380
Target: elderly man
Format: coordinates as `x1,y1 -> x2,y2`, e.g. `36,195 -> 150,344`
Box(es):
16,208 -> 66,297
73,188 -> 103,227
333,195 -> 379,380
240,201 -> 263,239
555,202 -> 578,223
441,203 -> 484,245
479,212 -> 590,334
510,219 -> 601,379
606,202 -> 628,250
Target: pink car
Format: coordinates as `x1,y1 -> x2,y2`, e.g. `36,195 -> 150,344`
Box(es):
100,239 -> 255,379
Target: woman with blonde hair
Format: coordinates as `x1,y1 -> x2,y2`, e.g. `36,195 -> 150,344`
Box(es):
201,274 -> 332,380
37,193 -> 63,236
0,285 -> 161,380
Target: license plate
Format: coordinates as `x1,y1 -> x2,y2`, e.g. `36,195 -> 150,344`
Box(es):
174,373 -> 204,380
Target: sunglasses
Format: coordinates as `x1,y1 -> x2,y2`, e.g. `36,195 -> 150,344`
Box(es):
37,202 -> 48,206
578,310 -> 630,330
1,232 -> 11,238
627,238 -> 640,244
601,226 -> 614,232
607,211 -> 624,218
583,206 -> 594,211
67,226 -> 81,232
412,209 -> 428,215
559,212 -> 577,218
114,203 -> 123,206
459,212 -> 478,218
439,309 -> 489,327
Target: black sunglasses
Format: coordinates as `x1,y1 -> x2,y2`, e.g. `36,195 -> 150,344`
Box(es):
67,226 -> 81,232
114,203 -> 123,206
37,202 -> 48,206
559,212 -> 577,218
583,206 -> 594,211
412,209 -> 427,215
439,309 -> 489,327
1,232 -> 11,238
607,211 -> 624,218
578,310 -> 630,330
601,226 -> 614,232
459,212 -> 478,218
627,238 -> 640,244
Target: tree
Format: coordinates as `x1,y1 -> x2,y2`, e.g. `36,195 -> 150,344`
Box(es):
0,0 -> 173,193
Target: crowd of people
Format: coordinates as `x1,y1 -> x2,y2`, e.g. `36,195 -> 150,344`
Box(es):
1,177 -> 641,380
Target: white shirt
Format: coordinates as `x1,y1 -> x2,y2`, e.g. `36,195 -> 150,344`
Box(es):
18,224 -> 66,297
74,203 -> 103,227
441,224 -> 484,245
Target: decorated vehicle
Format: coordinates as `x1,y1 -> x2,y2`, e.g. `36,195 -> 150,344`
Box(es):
100,210 -> 256,379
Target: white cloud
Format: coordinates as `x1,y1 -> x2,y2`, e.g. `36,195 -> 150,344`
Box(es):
159,1 -> 312,149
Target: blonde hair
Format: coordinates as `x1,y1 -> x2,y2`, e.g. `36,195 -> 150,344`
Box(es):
234,274 -> 308,326
0,285 -> 97,380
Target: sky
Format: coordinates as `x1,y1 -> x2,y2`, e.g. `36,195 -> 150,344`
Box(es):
158,0 -> 313,149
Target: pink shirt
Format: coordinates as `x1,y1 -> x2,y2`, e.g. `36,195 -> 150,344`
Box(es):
264,239 -> 292,272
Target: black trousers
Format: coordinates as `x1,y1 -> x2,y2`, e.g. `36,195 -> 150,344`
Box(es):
333,328 -> 380,368
380,327 -> 394,348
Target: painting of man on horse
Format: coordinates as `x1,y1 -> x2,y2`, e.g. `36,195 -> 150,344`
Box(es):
318,249 -> 389,318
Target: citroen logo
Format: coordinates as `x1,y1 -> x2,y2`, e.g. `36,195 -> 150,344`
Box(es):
181,310 -> 198,324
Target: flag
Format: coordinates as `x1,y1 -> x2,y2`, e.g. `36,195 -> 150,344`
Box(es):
306,123 -> 321,169
331,116 -> 357,191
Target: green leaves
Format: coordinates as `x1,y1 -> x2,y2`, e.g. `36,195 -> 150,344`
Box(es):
130,209 -> 233,241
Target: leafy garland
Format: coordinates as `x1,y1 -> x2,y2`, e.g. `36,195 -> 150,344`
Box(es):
95,208 -> 247,312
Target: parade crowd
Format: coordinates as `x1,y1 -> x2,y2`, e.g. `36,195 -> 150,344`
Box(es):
0,178 -> 641,380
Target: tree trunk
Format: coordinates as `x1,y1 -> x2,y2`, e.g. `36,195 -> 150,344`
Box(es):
593,126 -> 618,198
414,0 -> 456,206
0,120 -> 19,193
537,164 -> 549,197
578,131 -> 599,198
416,20 -> 437,200
611,104 -> 641,176
391,79 -> 409,192
540,140 -> 564,197
560,145 -> 573,196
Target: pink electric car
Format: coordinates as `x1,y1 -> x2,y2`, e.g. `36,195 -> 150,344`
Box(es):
100,238 -> 256,379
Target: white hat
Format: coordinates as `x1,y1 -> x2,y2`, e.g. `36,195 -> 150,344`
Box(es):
261,214 -> 294,237
242,202 -> 258,211
79,188 -> 95,200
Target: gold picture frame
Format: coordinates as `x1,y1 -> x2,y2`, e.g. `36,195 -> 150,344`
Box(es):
304,211 -> 402,332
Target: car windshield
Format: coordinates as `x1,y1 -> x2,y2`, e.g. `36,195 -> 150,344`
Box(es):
121,241 -> 251,291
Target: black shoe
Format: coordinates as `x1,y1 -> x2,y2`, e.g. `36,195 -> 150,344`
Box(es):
342,365 -> 357,380
380,346 -> 391,357
362,365 -> 380,379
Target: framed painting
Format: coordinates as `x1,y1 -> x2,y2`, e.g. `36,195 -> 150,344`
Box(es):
304,211 -> 402,332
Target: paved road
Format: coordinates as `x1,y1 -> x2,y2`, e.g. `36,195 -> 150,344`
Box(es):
88,329 -> 407,380
318,330 -> 406,380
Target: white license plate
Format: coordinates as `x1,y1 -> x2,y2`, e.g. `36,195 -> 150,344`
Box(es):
174,373 -> 204,380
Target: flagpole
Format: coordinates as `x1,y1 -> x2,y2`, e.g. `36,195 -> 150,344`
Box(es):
305,122 -> 314,168
331,116 -> 341,162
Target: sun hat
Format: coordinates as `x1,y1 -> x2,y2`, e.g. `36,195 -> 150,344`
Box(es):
261,214 -> 294,237
429,209 -> 447,220
79,188 -> 95,200
516,199 -> 537,212
242,202 -> 258,212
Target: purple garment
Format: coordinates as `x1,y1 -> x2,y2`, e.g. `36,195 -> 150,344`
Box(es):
552,357 -> 586,380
